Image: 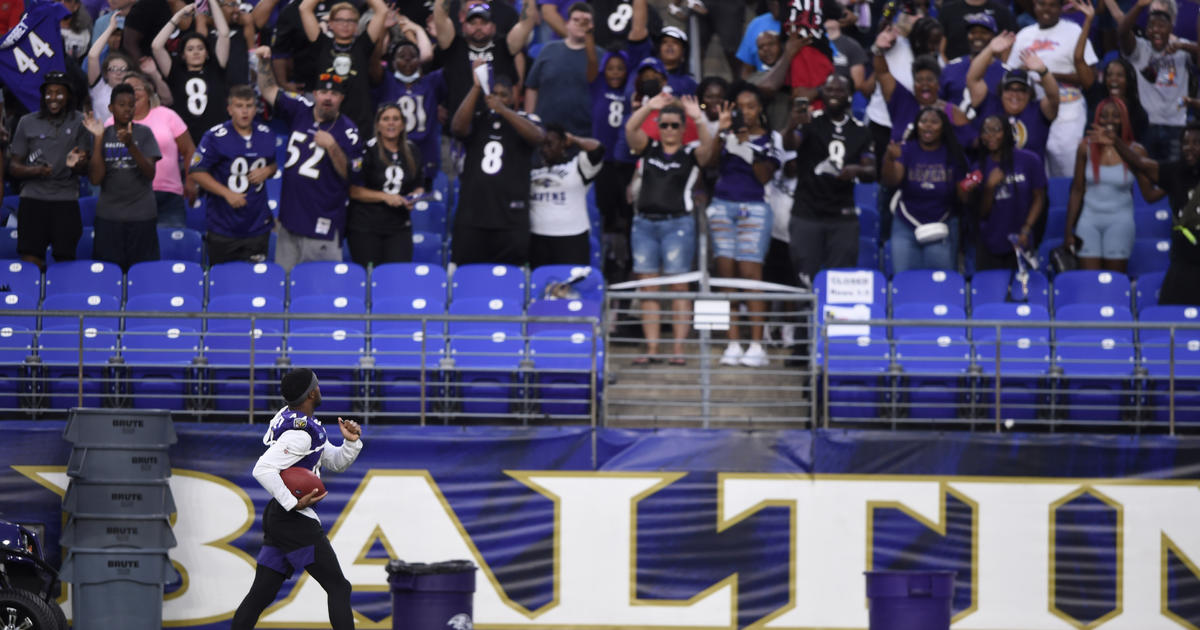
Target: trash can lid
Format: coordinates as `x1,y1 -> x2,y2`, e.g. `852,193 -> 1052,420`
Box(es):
386,559 -> 477,575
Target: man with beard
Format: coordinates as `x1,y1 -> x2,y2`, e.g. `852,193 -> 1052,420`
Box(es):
939,13 -> 1004,120
784,74 -> 875,284
255,46 -> 364,271
1107,123 -> 1200,304
7,72 -> 92,269
434,0 -> 539,115
230,368 -> 363,630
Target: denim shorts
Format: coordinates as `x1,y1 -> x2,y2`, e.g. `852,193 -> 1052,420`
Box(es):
708,198 -> 772,263
632,214 -> 695,275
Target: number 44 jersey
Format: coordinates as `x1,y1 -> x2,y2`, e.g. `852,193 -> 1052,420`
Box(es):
191,120 -> 278,238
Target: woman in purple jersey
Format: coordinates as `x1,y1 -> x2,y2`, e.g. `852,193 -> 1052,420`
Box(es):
965,115 -> 1048,271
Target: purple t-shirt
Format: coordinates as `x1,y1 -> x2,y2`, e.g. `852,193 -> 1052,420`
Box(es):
374,69 -> 446,178
976,149 -> 1047,254
889,84 -> 977,147
713,133 -> 779,202
1008,101 -> 1051,156
590,76 -> 627,163
940,56 -> 1005,120
899,142 -> 964,226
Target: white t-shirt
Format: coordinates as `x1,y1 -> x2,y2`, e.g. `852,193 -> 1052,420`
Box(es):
1007,20 -> 1097,103
530,149 -> 604,236
866,36 -> 914,127
1127,36 -> 1191,126
766,130 -> 796,242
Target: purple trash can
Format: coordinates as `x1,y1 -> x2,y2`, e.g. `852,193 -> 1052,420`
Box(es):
864,571 -> 955,630
386,559 -> 477,630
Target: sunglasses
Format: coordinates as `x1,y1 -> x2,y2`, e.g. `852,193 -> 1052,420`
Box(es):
318,73 -> 345,83
658,121 -> 682,129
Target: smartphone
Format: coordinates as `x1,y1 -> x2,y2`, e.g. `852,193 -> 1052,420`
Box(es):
195,0 -> 209,14
114,14 -> 125,28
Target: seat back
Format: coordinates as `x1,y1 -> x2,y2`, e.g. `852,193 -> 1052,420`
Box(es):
371,263 -> 447,305
289,261 -> 367,300
157,227 -> 204,263
208,262 -> 286,303
891,270 -> 966,310
127,261 -> 204,302
0,260 -> 42,300
971,303 -> 1051,342
45,260 -> 123,300
528,265 -> 604,303
1055,303 -> 1135,342
451,264 -> 526,303
1053,270 -> 1131,312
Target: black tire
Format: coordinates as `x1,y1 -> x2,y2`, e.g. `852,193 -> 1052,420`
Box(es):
0,588 -> 63,630
47,595 -> 67,630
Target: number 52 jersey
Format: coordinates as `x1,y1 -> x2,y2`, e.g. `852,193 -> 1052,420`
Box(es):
191,121 -> 278,238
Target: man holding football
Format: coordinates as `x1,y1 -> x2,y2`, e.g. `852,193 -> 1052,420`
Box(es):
231,367 -> 363,630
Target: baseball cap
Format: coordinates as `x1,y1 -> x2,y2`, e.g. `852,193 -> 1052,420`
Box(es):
40,71 -> 73,95
635,57 -> 667,76
314,72 -> 348,94
1002,68 -> 1033,89
963,12 -> 998,33
465,3 -> 491,21
659,26 -> 688,44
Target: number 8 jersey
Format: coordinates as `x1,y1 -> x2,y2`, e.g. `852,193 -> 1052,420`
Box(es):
457,108 -> 541,231
191,120 -> 278,238
274,92 -> 364,240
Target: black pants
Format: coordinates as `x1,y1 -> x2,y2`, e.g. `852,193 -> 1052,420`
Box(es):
788,214 -> 860,284
594,160 -> 634,235
975,242 -> 1017,272
231,500 -> 354,630
207,230 -> 270,265
17,198 -> 82,261
869,121 -> 894,242
347,227 -> 413,267
529,230 -> 590,269
93,217 -> 159,271
451,224 -> 529,266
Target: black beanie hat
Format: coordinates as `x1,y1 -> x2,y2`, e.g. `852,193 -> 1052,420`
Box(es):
281,368 -> 318,406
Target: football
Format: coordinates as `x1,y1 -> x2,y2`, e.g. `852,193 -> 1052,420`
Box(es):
280,467 -> 325,499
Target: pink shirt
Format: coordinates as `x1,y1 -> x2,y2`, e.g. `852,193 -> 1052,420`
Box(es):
106,106 -> 188,195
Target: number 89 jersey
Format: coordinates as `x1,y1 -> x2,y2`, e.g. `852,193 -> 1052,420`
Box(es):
191,121 -> 278,238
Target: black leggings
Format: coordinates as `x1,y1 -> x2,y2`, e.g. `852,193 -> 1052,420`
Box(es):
231,502 -> 354,630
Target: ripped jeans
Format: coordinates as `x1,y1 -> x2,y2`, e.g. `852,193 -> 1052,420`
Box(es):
632,213 -> 696,275
708,198 -> 772,263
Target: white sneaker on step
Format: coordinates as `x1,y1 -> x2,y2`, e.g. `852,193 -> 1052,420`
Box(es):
740,342 -> 769,367
720,342 -> 743,366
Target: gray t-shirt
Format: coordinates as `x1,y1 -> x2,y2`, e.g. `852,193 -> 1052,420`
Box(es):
97,123 -> 161,222
1127,36 -> 1191,126
831,35 -> 868,84
525,41 -> 593,137
10,110 -> 93,201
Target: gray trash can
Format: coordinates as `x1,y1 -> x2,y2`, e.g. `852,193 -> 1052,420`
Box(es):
62,517 -> 177,549
386,560 -> 476,630
62,481 -> 175,519
63,409 -> 177,448
60,549 -> 178,630
864,570 -> 955,630
66,447 -> 172,482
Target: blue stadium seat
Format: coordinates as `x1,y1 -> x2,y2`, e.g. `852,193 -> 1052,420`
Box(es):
1135,271 -> 1165,313
45,227 -> 95,263
1140,331 -> 1200,423
448,324 -> 526,417
371,262 -> 448,306
41,293 -> 121,332
78,196 -> 97,227
0,260 -> 42,301
208,261 -> 286,303
126,261 -> 204,302
287,327 -> 366,413
1054,337 -> 1137,423
528,265 -> 603,303
813,268 -> 888,345
185,200 -> 207,233
38,323 -> 119,410
448,297 -> 523,339
822,334 -> 892,419
1134,207 -> 1173,240
1055,303 -> 1135,343
972,303 -> 1052,420
857,237 -> 879,270
1052,270 -> 1132,312
205,295 -> 286,412
529,330 -> 600,418
122,323 -> 203,410
45,260 -> 123,301
1046,176 -> 1072,209
854,182 -> 877,211
290,261 -> 367,301
266,177 -> 282,215
0,326 -> 36,412
157,227 -> 204,263
969,269 -> 1050,310
124,293 -> 204,331
0,228 -> 17,259
0,292 -> 37,330
0,196 -> 18,226
412,231 -> 444,265
1037,238 -> 1062,273
1043,206 -> 1067,243
289,295 -> 367,331
891,270 -> 966,311
891,303 -> 967,339
857,205 -> 879,241
451,264 -> 526,303
1126,238 -> 1170,277
433,170 -> 450,203
527,298 -> 601,336
1139,305 -> 1200,342
881,239 -> 893,277
891,303 -> 970,420
410,198 -> 448,235
371,297 -> 446,416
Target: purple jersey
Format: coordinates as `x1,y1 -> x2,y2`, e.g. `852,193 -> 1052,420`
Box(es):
1008,102 -> 1051,156
712,133 -> 779,202
263,406 -> 329,474
977,149 -> 1047,254
899,142 -> 964,225
191,120 -> 278,238
890,83 -> 978,147
590,59 -> 627,162
275,92 -> 365,240
940,56 -> 1005,120
374,69 -> 446,179
0,3 -> 72,111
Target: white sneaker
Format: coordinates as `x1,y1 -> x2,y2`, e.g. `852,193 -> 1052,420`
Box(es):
740,342 -> 769,367
720,342 -> 743,366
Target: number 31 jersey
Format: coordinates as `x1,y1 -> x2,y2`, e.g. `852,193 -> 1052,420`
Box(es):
191,120 -> 278,238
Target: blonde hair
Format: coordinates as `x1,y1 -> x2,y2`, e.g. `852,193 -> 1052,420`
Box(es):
123,72 -> 161,110
328,2 -> 360,22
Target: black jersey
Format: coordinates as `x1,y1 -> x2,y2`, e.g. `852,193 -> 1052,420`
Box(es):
348,138 -> 423,234
443,36 -> 519,118
456,109 -> 540,231
168,60 -> 229,143
591,0 -> 663,50
791,112 -> 873,219
313,32 -> 376,135
635,140 -> 700,217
